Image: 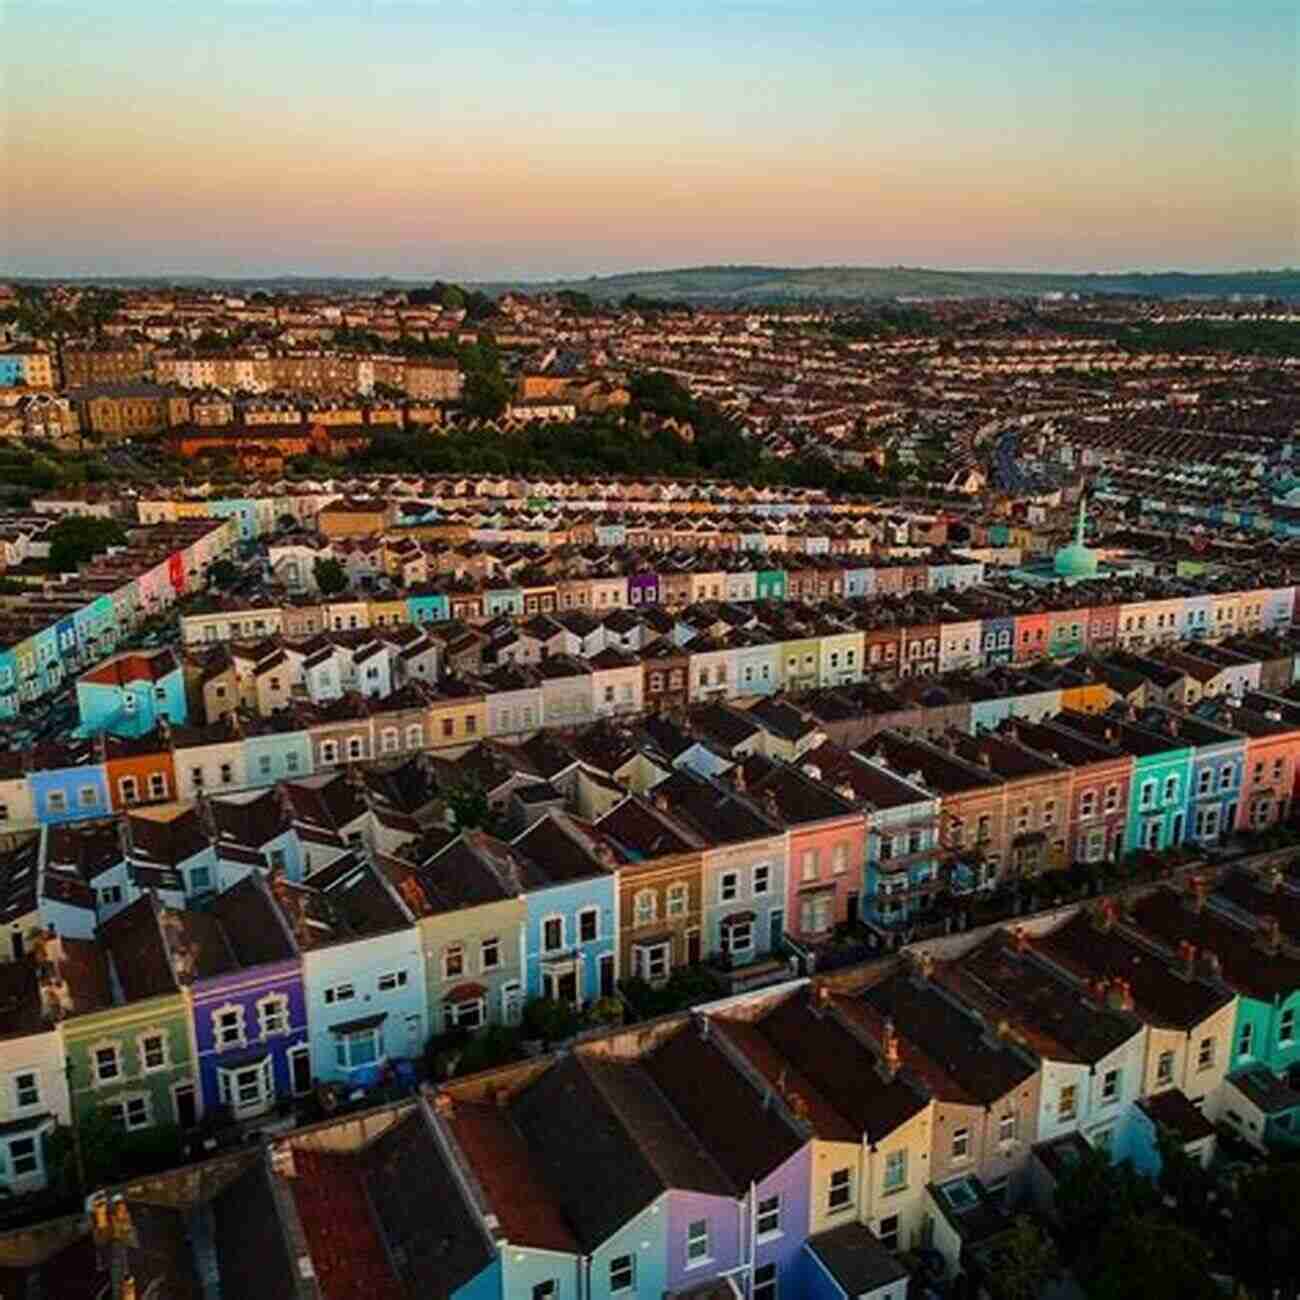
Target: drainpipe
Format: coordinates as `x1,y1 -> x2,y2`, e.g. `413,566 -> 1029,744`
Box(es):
747,1181 -> 758,1295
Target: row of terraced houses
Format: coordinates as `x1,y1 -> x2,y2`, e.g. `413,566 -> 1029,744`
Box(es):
4,863 -> 1300,1300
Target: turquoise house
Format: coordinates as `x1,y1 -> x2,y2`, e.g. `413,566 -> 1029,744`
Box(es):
211,498 -> 259,541
483,585 -> 524,618
756,567 -> 787,602
241,722 -> 314,788
1116,719 -> 1192,853
75,648 -> 186,738
406,586 -> 450,626
842,565 -> 874,598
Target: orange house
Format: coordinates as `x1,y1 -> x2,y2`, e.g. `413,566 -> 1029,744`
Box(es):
104,731 -> 176,811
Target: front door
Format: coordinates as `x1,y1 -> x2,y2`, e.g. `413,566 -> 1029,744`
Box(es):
405,1014 -> 423,1059
173,1083 -> 198,1129
598,953 -> 615,998
769,909 -> 785,952
289,1045 -> 312,1095
686,928 -> 701,965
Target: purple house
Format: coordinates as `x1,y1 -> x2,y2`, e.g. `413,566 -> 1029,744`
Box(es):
179,872 -> 308,1122
646,1022 -> 813,1299
627,569 -> 659,607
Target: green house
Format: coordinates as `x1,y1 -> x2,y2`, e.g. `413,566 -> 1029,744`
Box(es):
59,895 -> 196,1133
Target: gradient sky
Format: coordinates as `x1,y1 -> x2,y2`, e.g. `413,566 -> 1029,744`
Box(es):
3,1 -> 1297,278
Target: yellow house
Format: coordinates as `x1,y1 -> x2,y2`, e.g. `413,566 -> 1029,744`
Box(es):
711,987 -> 934,1251
366,596 -> 409,629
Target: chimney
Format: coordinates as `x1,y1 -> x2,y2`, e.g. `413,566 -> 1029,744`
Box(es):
90,1193 -> 111,1245
1258,914 -> 1281,956
878,1017 -> 901,1082
111,1197 -> 135,1245
1186,874 -> 1207,914
763,789 -> 781,822
432,1089 -> 455,1120
811,982 -> 831,1017
910,948 -> 935,983
1177,939 -> 1198,979
733,764 -> 747,794
1011,925 -> 1030,957
1094,897 -> 1118,932
977,750 -> 991,768
121,1278 -> 137,1300
1201,950 -> 1223,981
1267,867 -> 1284,893
1105,978 -> 1134,1013
1088,976 -> 1109,1008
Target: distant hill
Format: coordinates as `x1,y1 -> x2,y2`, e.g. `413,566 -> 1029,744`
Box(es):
468,265 -> 1300,304
7,265 -> 1299,302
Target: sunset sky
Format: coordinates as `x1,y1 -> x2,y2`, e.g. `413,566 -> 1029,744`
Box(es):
4,1 -> 1296,278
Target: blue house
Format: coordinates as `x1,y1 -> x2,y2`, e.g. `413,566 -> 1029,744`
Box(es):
513,812 -> 620,1006
75,648 -> 186,737
29,739 -> 110,824
1157,707 -> 1245,845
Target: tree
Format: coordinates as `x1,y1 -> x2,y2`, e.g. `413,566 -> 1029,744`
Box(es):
1055,1146 -> 1159,1269
445,779 -> 493,832
207,558 -> 240,589
440,285 -> 466,310
46,515 -> 128,573
1090,1214 -> 1220,1300
985,1216 -> 1061,1300
312,557 -> 348,596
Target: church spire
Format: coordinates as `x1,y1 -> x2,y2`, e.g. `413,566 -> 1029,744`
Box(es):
1075,491 -> 1088,546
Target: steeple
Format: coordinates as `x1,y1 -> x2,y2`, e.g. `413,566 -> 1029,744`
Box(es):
1075,491 -> 1088,546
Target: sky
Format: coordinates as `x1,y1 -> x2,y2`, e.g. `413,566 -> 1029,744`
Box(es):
2,0 -> 1297,278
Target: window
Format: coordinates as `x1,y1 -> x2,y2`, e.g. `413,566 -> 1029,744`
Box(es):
323,982 -> 355,1005
258,755 -> 272,778
1139,781 -> 1156,811
634,889 -> 657,925
213,1007 -> 245,1050
578,908 -> 599,944
753,1262 -> 778,1299
879,1213 -> 900,1252
952,1127 -> 970,1161
480,936 -> 500,971
542,917 -> 564,953
1157,1050 -> 1175,1084
1198,768 -> 1213,796
999,1113 -> 1017,1144
1104,783 -> 1119,813
93,1044 -> 121,1085
827,1166 -> 853,1212
109,1094 -> 152,1132
1197,1037 -> 1215,1071
258,994 -> 289,1037
442,945 -> 465,980
831,842 -> 848,875
333,1026 -> 381,1070
1219,765 -> 1234,791
377,970 -> 408,992
753,864 -> 770,896
447,998 -> 484,1030
609,1254 -> 635,1293
99,884 -> 123,909
46,791 -> 67,814
755,1192 -> 782,1237
139,1033 -> 167,1072
11,1071 -> 39,1110
347,737 -> 364,761
1236,1022 -> 1254,1059
1163,775 -> 1179,804
1042,799 -> 1056,827
1101,1068 -> 1121,1104
321,740 -> 338,765
718,871 -> 740,903
883,1149 -> 908,1193
533,1283 -> 557,1300
8,1137 -> 37,1178
119,776 -> 139,805
666,883 -> 687,916
1280,1008 -> 1296,1045
219,1056 -> 274,1118
722,917 -> 754,961
219,763 -> 233,786
800,849 -> 818,882
633,941 -> 671,982
1059,1084 -> 1077,1121
686,1218 -> 710,1265
286,752 -> 300,773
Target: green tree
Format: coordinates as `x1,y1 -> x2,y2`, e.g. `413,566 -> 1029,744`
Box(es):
441,285 -> 466,310
986,1216 -> 1061,1300
1091,1214 -> 1220,1300
207,558 -> 240,589
1055,1146 -> 1159,1270
46,515 -> 128,573
312,557 -> 349,596
445,779 -> 493,832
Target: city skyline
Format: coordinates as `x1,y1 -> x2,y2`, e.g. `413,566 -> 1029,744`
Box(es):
4,0 -> 1297,279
